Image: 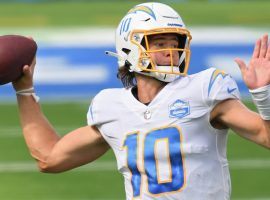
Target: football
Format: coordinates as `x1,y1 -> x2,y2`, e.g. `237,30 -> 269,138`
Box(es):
0,35 -> 37,85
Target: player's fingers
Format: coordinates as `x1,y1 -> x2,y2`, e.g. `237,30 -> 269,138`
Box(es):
22,65 -> 31,75
234,58 -> 247,73
266,43 -> 270,60
27,36 -> 34,40
259,34 -> 268,58
22,65 -> 35,78
30,57 -> 36,67
252,38 -> 261,59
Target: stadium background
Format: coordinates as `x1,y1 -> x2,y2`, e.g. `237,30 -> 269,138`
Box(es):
0,0 -> 270,199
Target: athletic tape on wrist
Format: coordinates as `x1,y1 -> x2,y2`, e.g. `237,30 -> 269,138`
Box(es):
16,87 -> 40,102
249,84 -> 270,120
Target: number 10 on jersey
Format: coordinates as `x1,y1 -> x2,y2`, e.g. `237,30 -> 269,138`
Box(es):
123,126 -> 185,197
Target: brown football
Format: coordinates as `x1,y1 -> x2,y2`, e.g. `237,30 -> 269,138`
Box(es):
0,35 -> 37,85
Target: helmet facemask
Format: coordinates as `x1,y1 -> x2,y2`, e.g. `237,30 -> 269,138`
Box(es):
129,28 -> 192,82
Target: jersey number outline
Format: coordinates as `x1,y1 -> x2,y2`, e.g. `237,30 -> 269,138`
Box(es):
123,126 -> 185,197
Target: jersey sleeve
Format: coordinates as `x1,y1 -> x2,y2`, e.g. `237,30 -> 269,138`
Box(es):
87,89 -> 121,127
87,90 -> 110,127
87,96 -> 97,126
86,88 -> 124,152
203,68 -> 241,108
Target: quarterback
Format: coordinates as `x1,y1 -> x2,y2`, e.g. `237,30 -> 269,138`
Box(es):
12,2 -> 270,200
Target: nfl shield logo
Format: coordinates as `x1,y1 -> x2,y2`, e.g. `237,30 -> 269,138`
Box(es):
169,99 -> 190,118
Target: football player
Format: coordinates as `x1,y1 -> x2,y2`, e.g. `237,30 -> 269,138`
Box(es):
12,2 -> 270,200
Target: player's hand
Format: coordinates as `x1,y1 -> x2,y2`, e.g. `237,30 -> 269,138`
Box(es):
235,34 -> 270,90
12,57 -> 36,92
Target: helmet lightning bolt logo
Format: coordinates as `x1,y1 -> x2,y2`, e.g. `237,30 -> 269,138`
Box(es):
128,6 -> 156,20
208,69 -> 228,96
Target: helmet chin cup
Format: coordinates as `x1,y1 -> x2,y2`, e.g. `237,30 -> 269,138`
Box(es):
151,65 -> 181,82
155,65 -> 180,74
152,72 -> 180,82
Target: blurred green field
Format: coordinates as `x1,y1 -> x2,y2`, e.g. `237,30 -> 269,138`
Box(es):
0,101 -> 269,200
0,0 -> 270,200
0,1 -> 269,27
0,102 -> 125,200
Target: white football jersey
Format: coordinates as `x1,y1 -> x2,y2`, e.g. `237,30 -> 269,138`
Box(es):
87,68 -> 240,200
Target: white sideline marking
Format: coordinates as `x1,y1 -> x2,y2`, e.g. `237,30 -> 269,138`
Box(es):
0,126 -> 78,137
234,199 -> 270,200
230,159 -> 270,169
18,198 -> 269,200
0,161 -> 117,173
44,198 -> 122,200
0,159 -> 270,173
34,198 -> 119,200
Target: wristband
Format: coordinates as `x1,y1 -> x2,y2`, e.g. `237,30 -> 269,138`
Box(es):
16,87 -> 40,103
249,84 -> 270,120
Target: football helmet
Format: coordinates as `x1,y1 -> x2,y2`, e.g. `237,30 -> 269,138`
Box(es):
107,2 -> 192,82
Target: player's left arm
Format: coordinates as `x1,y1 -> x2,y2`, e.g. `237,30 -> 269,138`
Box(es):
212,99 -> 270,148
213,34 -> 270,149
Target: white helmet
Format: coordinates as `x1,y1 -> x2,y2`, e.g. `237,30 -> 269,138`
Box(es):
107,2 -> 192,82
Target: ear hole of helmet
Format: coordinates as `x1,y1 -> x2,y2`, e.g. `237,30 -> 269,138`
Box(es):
141,37 -> 146,49
122,48 -> 131,55
121,48 -> 132,68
